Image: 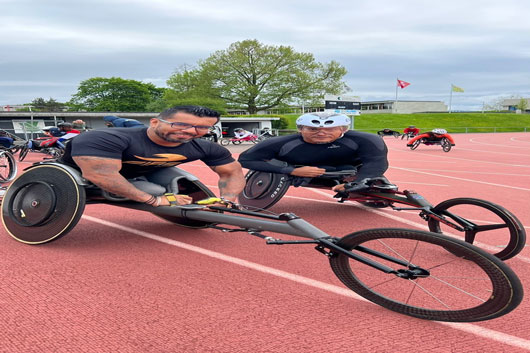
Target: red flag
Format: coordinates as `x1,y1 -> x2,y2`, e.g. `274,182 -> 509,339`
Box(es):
397,79 -> 410,89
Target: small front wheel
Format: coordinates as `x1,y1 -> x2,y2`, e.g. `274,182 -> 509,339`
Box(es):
0,150 -> 17,182
427,198 -> 526,260
409,139 -> 421,150
329,228 -> 522,322
219,138 -> 231,146
18,144 -> 29,161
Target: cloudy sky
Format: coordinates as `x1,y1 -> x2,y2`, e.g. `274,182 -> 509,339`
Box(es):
1,0 -> 529,111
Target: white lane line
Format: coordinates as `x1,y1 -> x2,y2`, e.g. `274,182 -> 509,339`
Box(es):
387,148 -> 530,168
511,137 -> 530,143
468,138 -> 530,150
458,147 -> 530,157
390,166 -> 530,191
387,180 -> 449,187
399,169 -> 530,177
81,214 -> 530,351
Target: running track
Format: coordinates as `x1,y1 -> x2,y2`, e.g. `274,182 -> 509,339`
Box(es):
0,132 -> 529,352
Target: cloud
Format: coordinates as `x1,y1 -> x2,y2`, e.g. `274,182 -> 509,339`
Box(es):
1,0 -> 530,110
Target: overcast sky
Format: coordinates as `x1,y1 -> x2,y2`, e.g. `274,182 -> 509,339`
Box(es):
1,0 -> 529,111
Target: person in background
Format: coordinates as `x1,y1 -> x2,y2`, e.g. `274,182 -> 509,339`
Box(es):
0,131 -> 14,149
103,115 -> 145,128
73,119 -> 88,131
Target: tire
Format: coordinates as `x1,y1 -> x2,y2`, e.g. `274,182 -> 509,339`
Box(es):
409,139 -> 421,150
232,140 -> 242,145
329,228 -> 523,322
427,198 -> 526,260
0,150 -> 17,182
441,138 -> 452,152
1,164 -> 86,244
238,170 -> 290,210
18,144 -> 29,161
220,138 -> 230,146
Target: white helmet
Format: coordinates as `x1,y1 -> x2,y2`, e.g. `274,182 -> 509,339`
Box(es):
296,112 -> 351,128
432,128 -> 447,134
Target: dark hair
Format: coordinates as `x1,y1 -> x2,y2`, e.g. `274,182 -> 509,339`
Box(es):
158,105 -> 220,123
58,122 -> 72,127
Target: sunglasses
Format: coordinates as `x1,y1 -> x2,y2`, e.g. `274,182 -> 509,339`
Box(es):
157,118 -> 213,132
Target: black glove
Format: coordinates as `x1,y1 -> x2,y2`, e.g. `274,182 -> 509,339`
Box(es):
343,178 -> 371,193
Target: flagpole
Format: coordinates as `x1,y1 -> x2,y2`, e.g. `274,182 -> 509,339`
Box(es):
394,77 -> 399,113
449,84 -> 453,113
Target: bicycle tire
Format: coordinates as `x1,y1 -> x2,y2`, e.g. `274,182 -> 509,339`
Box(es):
0,150 -> 17,182
18,144 -> 29,161
441,138 -> 452,152
329,228 -> 523,322
427,198 -> 526,260
232,140 -> 242,145
220,139 -> 230,146
409,139 -> 421,150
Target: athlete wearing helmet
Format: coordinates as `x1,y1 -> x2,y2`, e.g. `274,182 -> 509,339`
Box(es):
407,128 -> 455,147
238,112 -> 388,188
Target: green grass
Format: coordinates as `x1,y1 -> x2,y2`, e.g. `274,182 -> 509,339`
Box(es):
277,112 -> 530,133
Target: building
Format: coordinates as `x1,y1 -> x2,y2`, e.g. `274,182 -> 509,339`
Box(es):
0,111 -> 279,138
360,100 -> 448,114
501,98 -> 530,113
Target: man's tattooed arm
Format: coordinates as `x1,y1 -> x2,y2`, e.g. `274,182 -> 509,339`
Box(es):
72,156 -> 153,203
210,161 -> 245,202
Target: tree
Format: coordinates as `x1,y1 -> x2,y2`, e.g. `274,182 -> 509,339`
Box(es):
69,77 -> 163,112
166,40 -> 348,114
30,97 -> 66,111
517,98 -> 528,112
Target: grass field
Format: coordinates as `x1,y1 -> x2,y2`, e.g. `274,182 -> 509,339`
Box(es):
277,112 -> 530,133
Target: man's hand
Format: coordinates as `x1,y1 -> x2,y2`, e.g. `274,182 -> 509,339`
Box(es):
157,194 -> 193,206
290,166 -> 326,177
332,183 -> 346,192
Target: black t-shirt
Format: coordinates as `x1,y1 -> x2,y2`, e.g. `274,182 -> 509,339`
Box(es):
238,131 -> 388,180
59,127 -> 234,178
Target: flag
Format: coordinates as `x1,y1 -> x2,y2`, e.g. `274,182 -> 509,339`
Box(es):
397,79 -> 410,89
451,84 -> 464,93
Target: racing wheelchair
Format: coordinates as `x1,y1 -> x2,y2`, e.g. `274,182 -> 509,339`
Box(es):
238,170 -> 526,261
408,132 -> 455,152
0,162 -> 523,322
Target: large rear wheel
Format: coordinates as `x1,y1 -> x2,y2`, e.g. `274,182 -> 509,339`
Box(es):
238,171 -> 290,210
1,165 -> 86,244
441,138 -> 452,152
427,198 -> 526,260
329,228 -> 522,322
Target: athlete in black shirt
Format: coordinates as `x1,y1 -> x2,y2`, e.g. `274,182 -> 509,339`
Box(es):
59,106 -> 245,207
238,112 -> 388,189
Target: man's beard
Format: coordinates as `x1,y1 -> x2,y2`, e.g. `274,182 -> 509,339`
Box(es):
155,128 -> 196,143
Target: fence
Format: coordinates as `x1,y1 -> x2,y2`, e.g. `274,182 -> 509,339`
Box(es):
277,127 -> 530,135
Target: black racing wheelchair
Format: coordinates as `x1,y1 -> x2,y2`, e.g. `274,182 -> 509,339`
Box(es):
238,170 -> 526,261
0,161 -> 523,322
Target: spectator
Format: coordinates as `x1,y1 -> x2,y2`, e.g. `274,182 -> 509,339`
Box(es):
103,115 -> 145,128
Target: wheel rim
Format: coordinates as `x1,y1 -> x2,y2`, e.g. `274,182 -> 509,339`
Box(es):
330,229 -> 522,322
9,182 -> 57,226
427,198 -> 525,260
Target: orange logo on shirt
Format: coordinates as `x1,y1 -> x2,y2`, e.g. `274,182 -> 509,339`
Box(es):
123,154 -> 188,167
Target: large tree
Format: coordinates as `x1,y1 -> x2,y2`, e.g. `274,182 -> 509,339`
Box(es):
167,40 -> 348,114
69,77 -> 164,112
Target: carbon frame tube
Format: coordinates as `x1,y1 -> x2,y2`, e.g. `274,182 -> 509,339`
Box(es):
111,202 -> 333,239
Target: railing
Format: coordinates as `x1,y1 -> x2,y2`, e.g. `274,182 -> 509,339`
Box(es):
277,127 -> 530,135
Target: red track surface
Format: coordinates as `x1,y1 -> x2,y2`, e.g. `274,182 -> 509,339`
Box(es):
1,132 -> 529,352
